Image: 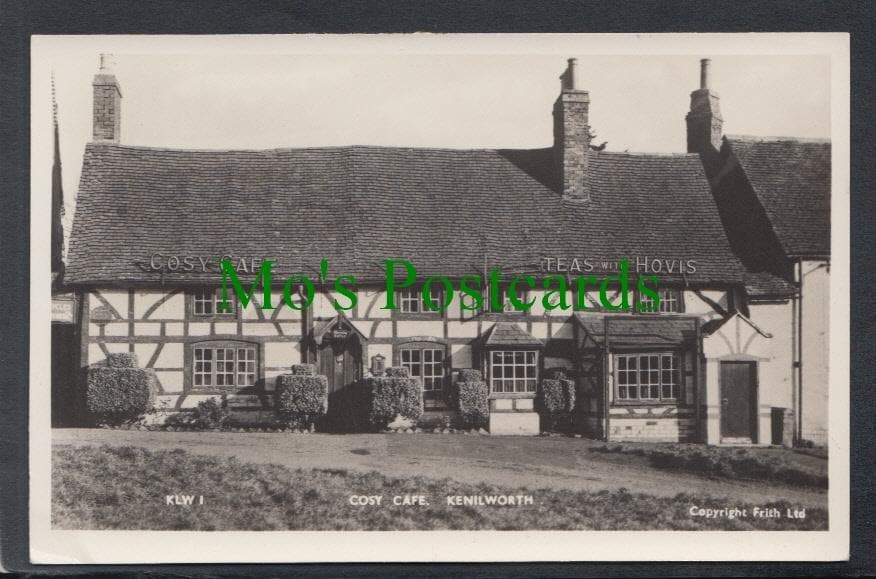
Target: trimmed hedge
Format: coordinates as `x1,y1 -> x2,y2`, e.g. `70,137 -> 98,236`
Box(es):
384,366 -> 410,378
359,368 -> 422,430
274,373 -> 329,429
86,366 -> 156,425
544,367 -> 569,381
456,380 -> 489,429
290,364 -> 316,376
538,378 -> 576,432
457,368 -> 482,384
106,352 -> 139,369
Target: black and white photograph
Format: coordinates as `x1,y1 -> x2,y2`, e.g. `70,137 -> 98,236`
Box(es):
30,33 -> 849,563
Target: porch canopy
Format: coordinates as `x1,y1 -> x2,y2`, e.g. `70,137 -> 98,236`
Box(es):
574,314 -> 698,349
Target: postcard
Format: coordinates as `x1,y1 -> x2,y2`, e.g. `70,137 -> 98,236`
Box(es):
30,33 -> 849,563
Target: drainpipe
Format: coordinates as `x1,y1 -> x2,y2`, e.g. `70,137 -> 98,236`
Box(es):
795,258 -> 804,442
603,318 -> 611,441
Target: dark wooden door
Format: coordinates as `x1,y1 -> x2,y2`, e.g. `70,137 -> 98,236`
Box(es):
720,361 -> 757,440
319,336 -> 362,431
319,338 -> 361,394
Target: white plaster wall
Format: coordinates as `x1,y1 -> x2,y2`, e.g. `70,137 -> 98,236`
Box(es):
133,290 -> 164,319
242,323 -> 280,336
447,321 -> 478,338
351,320 -> 373,337
99,290 -> 129,319
155,370 -> 183,393
134,343 -> 158,366
372,321 -> 393,338
147,293 -> 184,320
265,341 -> 300,368
801,260 -> 830,444
396,321 -> 443,338
155,343 -> 183,368
683,289 -> 728,316
214,322 -> 238,334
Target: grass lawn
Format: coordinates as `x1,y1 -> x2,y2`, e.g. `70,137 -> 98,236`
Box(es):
53,445 -> 827,531
588,441 -> 828,489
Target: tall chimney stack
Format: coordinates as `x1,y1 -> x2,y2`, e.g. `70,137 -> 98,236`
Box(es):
686,58 -> 722,154
93,53 -> 121,142
553,58 -> 591,202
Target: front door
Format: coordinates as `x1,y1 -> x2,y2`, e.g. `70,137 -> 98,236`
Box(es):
318,335 -> 362,430
720,361 -> 757,441
319,337 -> 361,394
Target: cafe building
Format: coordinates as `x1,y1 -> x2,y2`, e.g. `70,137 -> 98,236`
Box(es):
59,57 -> 831,444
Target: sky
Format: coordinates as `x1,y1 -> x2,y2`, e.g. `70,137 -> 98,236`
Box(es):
32,35 -> 833,238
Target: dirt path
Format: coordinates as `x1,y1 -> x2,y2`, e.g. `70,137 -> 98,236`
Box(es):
53,429 -> 827,509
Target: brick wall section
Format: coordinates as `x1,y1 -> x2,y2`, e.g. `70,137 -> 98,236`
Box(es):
685,88 -> 722,154
553,91 -> 591,202
609,417 -> 697,443
93,74 -> 121,142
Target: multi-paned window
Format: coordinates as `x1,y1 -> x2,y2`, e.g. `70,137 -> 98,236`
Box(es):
638,288 -> 682,313
400,346 -> 445,391
488,286 -> 527,313
615,353 -> 680,402
193,343 -> 257,388
398,288 -> 443,313
193,289 -> 236,316
489,350 -> 538,393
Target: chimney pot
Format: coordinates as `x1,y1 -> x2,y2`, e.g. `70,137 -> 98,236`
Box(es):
567,58 -> 579,91
700,58 -> 711,90
99,53 -> 117,72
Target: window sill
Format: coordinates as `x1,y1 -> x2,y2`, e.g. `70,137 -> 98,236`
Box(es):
489,393 -> 536,399
611,400 -> 685,407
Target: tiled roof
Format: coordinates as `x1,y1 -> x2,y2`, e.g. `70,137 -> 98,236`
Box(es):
726,136 -> 831,258
66,143 -> 792,294
575,314 -> 698,347
478,322 -> 544,348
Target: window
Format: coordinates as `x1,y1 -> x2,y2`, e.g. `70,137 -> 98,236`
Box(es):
193,343 -> 257,388
398,288 -> 442,313
400,346 -> 445,391
193,289 -> 235,316
488,286 -> 527,313
615,353 -> 680,402
639,288 -> 681,313
489,350 -> 538,394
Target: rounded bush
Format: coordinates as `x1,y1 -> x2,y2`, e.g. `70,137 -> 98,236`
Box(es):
360,375 -> 422,430
106,352 -> 139,369
86,366 -> 156,425
538,378 -> 576,432
457,368 -> 482,383
456,380 -> 489,429
384,366 -> 410,378
274,373 -> 329,429
290,364 -> 316,376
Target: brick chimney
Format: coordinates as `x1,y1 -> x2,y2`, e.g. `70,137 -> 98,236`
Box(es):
553,58 -> 591,202
93,54 -> 121,142
686,58 -> 722,154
